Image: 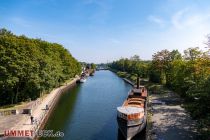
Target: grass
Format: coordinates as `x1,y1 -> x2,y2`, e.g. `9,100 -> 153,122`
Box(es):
116,71 -> 127,78
146,95 -> 153,140
61,78 -> 75,86
0,77 -> 76,111
0,101 -> 29,111
116,71 -> 137,84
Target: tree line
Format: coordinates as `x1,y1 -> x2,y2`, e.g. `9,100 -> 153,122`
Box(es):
0,29 -> 81,106
110,38 -> 210,136
150,47 -> 210,117
110,55 -> 150,78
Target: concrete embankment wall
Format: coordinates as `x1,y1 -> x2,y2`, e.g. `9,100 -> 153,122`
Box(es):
39,80 -> 77,128
34,78 -> 79,139
122,78 -> 134,86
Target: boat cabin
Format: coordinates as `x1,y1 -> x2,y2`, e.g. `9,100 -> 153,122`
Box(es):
128,86 -> 147,99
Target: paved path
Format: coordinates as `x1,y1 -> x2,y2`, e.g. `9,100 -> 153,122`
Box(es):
149,92 -> 199,140
0,78 -> 78,139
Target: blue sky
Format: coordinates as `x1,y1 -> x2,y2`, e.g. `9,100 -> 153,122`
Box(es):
1,0 -> 210,63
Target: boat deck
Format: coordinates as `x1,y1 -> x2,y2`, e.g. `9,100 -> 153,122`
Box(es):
123,98 -> 145,108
122,86 -> 147,108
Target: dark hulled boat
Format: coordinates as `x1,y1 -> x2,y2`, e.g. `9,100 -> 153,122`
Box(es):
117,77 -> 148,140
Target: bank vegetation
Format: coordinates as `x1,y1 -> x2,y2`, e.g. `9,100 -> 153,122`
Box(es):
0,29 -> 81,106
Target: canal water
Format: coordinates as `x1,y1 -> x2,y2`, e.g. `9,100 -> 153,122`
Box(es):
43,70 -> 146,140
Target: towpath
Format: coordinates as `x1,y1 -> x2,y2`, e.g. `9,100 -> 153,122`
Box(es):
149,90 -> 199,140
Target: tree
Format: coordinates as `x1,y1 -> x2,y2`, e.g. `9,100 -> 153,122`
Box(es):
91,63 -> 96,69
151,49 -> 171,84
0,29 -> 81,106
110,55 -> 150,79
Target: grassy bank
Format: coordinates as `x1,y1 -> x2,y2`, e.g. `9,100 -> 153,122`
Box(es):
110,69 -> 138,84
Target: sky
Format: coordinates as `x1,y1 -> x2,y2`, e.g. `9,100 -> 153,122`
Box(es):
1,0 -> 210,63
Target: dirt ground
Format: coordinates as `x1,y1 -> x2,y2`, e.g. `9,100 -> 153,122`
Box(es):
148,91 -> 199,140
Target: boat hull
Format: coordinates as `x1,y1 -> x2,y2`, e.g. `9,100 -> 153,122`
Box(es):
117,115 -> 146,140
79,79 -> 86,83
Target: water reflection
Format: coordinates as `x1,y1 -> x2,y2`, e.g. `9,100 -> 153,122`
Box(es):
117,128 -> 146,140
42,71 -> 146,140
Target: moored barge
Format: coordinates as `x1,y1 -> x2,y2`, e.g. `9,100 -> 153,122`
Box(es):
117,77 -> 148,140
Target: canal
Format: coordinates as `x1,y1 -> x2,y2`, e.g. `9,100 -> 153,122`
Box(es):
43,70 -> 146,140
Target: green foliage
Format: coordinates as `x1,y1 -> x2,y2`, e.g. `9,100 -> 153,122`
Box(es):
90,63 -> 96,69
116,71 -> 127,78
0,29 -> 81,105
128,74 -> 137,82
149,47 -> 210,136
109,55 -> 150,78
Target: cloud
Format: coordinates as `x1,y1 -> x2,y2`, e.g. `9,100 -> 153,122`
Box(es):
171,8 -> 210,29
171,8 -> 189,29
148,15 -> 165,27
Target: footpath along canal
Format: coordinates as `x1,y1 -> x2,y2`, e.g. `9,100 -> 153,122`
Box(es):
42,70 -> 146,140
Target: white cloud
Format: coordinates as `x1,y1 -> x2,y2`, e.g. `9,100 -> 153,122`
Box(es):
171,8 -> 189,29
148,15 -> 165,27
171,8 -> 210,30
